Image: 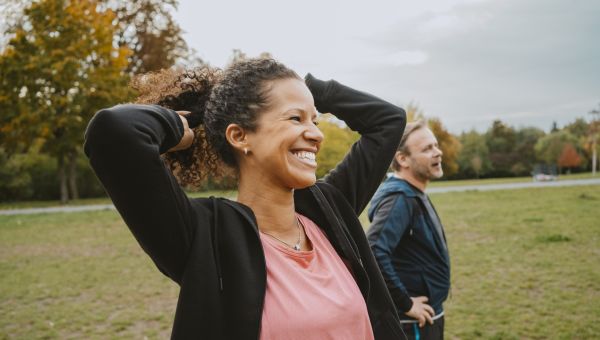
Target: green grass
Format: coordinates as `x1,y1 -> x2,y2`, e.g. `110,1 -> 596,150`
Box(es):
431,185 -> 600,339
1,185 -> 599,338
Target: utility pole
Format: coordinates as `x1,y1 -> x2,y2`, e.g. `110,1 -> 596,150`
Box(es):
590,105 -> 599,176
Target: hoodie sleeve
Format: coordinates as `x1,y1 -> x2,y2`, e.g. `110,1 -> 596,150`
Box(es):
305,74 -> 406,215
84,104 -> 200,284
367,193 -> 414,313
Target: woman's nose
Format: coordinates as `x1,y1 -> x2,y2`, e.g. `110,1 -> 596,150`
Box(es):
305,123 -> 324,143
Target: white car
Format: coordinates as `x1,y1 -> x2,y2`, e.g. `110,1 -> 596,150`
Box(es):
533,173 -> 558,181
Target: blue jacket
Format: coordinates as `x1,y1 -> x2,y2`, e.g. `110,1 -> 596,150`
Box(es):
367,177 -> 450,317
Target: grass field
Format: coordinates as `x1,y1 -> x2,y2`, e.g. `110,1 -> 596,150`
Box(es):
0,172 -> 596,210
1,185 -> 599,339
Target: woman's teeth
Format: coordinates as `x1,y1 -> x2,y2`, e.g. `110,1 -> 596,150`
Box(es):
293,151 -> 316,162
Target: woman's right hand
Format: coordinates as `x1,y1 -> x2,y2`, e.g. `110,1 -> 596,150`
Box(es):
168,111 -> 195,152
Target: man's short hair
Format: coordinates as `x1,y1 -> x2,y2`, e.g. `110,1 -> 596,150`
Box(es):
391,119 -> 428,171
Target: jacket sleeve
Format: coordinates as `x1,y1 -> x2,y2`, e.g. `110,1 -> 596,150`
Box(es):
305,74 -> 406,215
84,104 -> 199,283
367,194 -> 414,313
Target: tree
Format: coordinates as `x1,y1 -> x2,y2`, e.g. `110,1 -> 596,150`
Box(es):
565,118 -> 589,138
485,120 -> 517,177
512,127 -> 545,176
428,118 -> 460,177
589,104 -> 600,176
228,48 -> 273,65
404,101 -> 425,121
315,116 -> 359,179
104,0 -> 196,74
534,131 -> 579,173
0,0 -> 133,203
457,130 -> 491,178
557,143 -> 582,172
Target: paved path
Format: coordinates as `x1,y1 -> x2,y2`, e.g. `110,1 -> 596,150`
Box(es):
426,178 -> 600,193
1,178 -> 599,216
0,204 -> 116,216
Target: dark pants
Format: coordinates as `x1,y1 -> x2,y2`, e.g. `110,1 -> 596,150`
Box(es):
400,316 -> 444,340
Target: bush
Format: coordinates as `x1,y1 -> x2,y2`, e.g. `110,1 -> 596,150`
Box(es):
0,149 -> 106,202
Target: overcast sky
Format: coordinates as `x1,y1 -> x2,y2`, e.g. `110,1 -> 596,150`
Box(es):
174,0 -> 599,133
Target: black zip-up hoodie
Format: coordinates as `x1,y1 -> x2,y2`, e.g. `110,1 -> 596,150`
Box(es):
84,74 -> 406,339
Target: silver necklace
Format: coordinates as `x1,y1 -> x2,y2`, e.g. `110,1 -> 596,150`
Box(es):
261,216 -> 303,251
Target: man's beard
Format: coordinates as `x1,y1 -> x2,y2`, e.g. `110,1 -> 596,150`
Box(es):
412,160 -> 443,181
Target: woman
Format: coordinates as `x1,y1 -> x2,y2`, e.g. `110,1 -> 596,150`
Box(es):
84,58 -> 406,339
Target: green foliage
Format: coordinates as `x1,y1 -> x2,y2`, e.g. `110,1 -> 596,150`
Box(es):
458,130 -> 492,178
565,118 -> 589,138
316,116 -> 360,178
486,120 -> 516,154
0,148 -> 106,202
0,0 -> 134,201
485,120 -> 518,176
534,131 -> 579,166
511,127 -> 546,176
0,0 -> 133,155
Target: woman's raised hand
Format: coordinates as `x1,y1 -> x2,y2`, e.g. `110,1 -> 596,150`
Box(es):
168,111 -> 195,152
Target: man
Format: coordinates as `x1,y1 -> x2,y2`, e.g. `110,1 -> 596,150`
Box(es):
367,120 -> 450,340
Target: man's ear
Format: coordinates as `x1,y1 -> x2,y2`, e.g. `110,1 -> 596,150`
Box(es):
225,123 -> 248,153
396,151 -> 410,169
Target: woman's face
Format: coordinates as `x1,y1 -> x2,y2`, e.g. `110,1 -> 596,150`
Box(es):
243,77 -> 324,190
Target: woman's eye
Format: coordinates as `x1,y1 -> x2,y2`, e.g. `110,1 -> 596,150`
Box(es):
290,116 -> 301,122
313,121 -> 319,126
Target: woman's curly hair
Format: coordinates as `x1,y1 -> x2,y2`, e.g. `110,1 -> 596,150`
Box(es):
131,58 -> 300,188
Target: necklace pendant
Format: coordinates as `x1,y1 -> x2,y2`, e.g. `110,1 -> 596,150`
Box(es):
293,243 -> 301,251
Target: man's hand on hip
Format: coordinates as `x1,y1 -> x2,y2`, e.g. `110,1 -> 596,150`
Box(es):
405,296 -> 435,328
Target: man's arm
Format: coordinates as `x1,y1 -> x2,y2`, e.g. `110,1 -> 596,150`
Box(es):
367,194 -> 435,327
367,194 -> 414,311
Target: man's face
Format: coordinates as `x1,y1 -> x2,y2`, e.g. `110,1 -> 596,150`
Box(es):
403,128 -> 443,181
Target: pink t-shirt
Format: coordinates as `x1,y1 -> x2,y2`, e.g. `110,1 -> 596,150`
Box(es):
259,213 -> 375,340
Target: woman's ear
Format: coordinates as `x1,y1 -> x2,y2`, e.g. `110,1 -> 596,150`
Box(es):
225,123 -> 248,153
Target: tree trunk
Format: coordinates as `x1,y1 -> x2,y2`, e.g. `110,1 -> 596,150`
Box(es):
58,153 -> 69,204
68,151 -> 79,200
593,135 -> 597,176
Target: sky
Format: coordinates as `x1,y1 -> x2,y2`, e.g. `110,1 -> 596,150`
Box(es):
173,0 -> 599,133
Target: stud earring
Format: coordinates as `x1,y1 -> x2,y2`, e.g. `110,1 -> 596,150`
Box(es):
244,148 -> 248,156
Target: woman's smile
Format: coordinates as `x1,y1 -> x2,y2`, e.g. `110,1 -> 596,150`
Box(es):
291,150 -> 317,168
